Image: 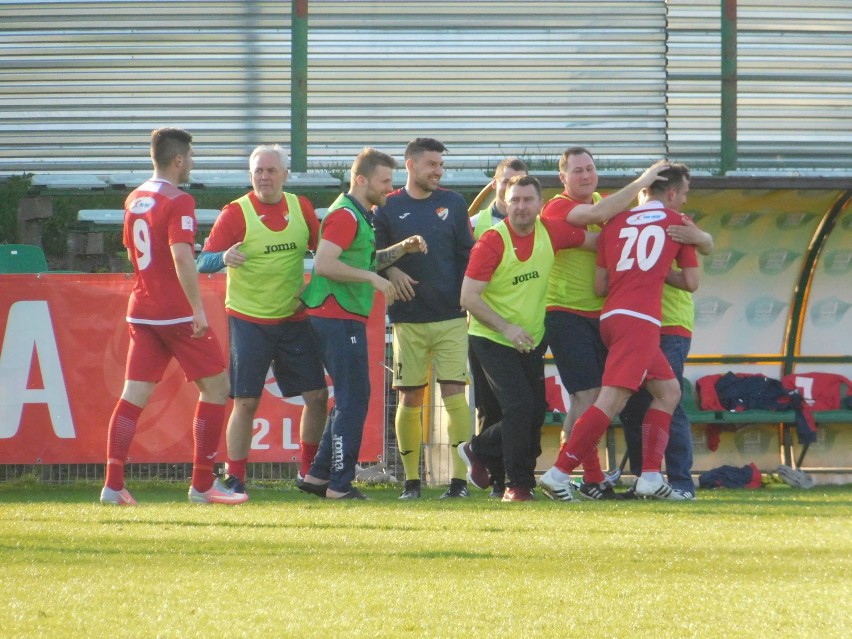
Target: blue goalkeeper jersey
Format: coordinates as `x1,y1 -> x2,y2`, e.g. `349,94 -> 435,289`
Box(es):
374,186 -> 473,324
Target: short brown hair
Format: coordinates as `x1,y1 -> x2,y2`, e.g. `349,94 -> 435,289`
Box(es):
351,147 -> 397,181
507,174 -> 542,199
558,146 -> 594,172
494,157 -> 529,180
404,137 -> 447,160
150,127 -> 192,168
648,162 -> 691,196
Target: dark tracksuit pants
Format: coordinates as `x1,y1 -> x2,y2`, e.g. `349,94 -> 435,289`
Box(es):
468,335 -> 546,490
308,316 -> 370,493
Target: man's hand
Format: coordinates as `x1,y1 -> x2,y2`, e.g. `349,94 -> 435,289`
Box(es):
372,273 -> 397,305
401,235 -> 427,255
223,242 -> 246,268
502,323 -> 534,353
667,217 -> 714,254
191,308 -> 209,338
386,266 -> 418,302
636,159 -> 670,188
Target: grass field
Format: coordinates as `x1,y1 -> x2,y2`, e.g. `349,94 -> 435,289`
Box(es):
1,479 -> 850,638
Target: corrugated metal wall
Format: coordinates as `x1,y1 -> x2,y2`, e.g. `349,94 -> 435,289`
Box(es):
1,0 -> 850,173
667,0 -> 852,171
307,1 -> 667,169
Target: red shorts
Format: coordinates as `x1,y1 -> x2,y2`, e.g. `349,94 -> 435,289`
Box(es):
126,322 -> 226,383
600,314 -> 674,392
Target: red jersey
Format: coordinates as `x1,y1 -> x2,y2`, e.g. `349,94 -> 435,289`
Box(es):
202,191 -> 319,252
465,217 -> 586,281
123,178 -> 197,324
540,193 -> 598,230
596,201 -> 698,325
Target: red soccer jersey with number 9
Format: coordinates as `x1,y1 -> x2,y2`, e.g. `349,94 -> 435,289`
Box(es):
122,178 -> 197,323
596,201 -> 698,324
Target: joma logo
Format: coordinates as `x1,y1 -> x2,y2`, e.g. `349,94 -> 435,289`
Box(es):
512,271 -> 540,285
263,242 -> 297,254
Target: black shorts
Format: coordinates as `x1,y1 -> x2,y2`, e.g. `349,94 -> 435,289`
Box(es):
544,310 -> 607,394
228,315 -> 326,398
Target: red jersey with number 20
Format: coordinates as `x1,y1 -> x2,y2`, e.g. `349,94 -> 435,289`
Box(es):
596,201 -> 698,326
123,178 -> 198,324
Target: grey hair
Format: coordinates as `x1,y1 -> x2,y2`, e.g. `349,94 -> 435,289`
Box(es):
249,144 -> 289,170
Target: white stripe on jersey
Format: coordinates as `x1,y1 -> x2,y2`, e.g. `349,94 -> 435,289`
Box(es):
126,316 -> 194,325
600,308 -> 662,327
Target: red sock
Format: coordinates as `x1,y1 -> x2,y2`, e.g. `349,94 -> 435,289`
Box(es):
226,457 -> 247,483
581,449 -> 606,484
105,399 -> 143,490
641,408 -> 672,473
555,405 -> 610,474
300,441 -> 319,478
191,401 -> 226,493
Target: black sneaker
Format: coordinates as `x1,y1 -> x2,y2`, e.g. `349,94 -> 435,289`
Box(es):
489,484 -> 505,499
440,478 -> 469,499
220,473 -> 247,495
621,483 -> 640,500
297,480 -> 328,498
399,479 -> 421,500
578,481 -> 619,501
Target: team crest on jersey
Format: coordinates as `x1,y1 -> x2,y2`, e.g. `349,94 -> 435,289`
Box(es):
128,197 -> 155,215
181,216 -> 194,231
435,207 -> 449,221
626,210 -> 666,226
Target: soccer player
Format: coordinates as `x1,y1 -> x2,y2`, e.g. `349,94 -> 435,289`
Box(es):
196,144 -> 328,497
299,148 -> 427,500
373,138 -> 474,500
618,169 -> 713,498
539,163 -> 700,501
541,148 -> 671,499
459,175 -> 594,502
100,128 -> 246,506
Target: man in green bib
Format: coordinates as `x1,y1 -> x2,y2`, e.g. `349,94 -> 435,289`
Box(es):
299,148 -> 427,499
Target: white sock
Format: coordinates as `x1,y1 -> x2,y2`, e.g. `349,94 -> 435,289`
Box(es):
641,471 -> 663,483
550,467 -> 571,481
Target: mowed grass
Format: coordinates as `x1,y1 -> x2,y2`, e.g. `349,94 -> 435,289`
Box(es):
0,480 -> 850,638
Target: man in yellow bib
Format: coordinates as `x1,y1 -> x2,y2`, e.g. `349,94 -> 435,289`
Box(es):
467,157 -> 528,497
197,145 -> 328,496
459,176 -> 596,501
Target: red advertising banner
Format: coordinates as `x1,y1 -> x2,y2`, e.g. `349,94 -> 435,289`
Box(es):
0,273 -> 387,464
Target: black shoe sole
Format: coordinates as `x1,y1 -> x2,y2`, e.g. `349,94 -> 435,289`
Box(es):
297,482 -> 328,498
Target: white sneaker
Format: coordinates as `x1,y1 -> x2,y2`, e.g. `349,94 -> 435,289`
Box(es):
539,467 -> 575,502
635,475 -> 689,500
189,478 -> 249,504
100,486 -> 137,506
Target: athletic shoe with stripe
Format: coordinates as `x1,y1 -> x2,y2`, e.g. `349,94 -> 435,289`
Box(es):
538,467 -> 575,502
578,481 -> 620,501
457,441 -> 490,490
100,486 -> 137,506
189,477 -> 249,504
635,475 -> 689,501
440,478 -> 469,499
399,479 -> 421,500
602,468 -> 622,488
220,473 -> 247,495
